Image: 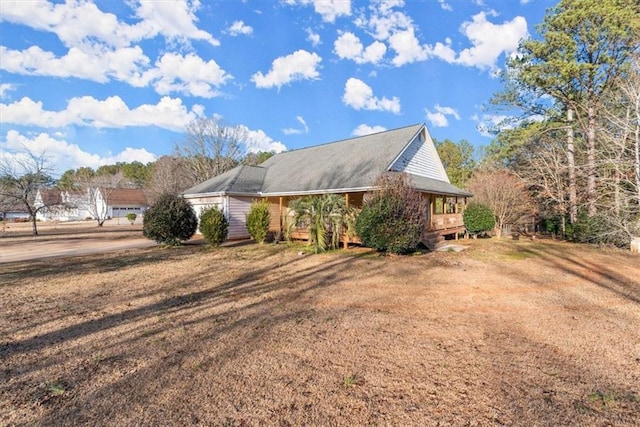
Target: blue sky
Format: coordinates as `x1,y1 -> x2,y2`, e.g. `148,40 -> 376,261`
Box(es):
0,0 -> 554,176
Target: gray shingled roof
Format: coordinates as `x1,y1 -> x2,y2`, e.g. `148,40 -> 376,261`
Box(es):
183,124 -> 471,197
182,165 -> 267,195
259,124 -> 422,193
396,173 -> 472,197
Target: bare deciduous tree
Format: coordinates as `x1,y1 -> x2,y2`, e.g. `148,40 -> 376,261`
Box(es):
73,172 -> 124,226
0,149 -> 56,235
595,53 -> 640,243
175,117 -> 247,184
145,155 -> 195,204
466,169 -> 535,238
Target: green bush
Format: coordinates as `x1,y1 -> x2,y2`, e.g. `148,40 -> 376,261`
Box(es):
463,203 -> 495,237
289,194 -> 352,253
355,173 -> 426,254
143,194 -> 197,245
199,205 -> 228,246
245,199 -> 271,243
125,212 -> 137,225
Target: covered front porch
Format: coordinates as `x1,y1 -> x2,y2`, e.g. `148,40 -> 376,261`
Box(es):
265,191 -> 468,250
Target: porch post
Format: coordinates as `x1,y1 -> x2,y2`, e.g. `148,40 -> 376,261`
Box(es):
279,197 -> 283,236
344,193 -> 350,249
429,195 -> 434,230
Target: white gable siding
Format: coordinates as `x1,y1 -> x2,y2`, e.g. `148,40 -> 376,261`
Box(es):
389,129 -> 450,183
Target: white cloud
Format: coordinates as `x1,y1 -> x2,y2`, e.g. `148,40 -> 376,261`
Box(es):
334,32 -> 386,64
0,0 -> 219,49
241,127 -> 287,153
149,53 -> 232,98
364,0 -> 412,40
0,1 -> 228,97
351,124 -> 386,136
0,46 -> 231,98
472,112 -> 544,136
0,83 -> 16,99
284,0 -> 351,23
306,28 -> 321,46
251,50 -> 322,89
388,27 -> 427,66
228,20 -> 253,36
283,116 -> 310,135
342,78 -> 400,114
455,12 -> 528,70
424,38 -> 456,63
438,0 -> 453,11
0,45 -> 150,85
472,113 -> 510,137
352,2 -> 527,71
134,0 -> 220,46
1,96 -> 202,132
425,104 -> 460,128
2,130 -> 157,174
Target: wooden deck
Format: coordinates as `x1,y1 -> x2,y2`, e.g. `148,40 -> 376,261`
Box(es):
429,213 -> 464,232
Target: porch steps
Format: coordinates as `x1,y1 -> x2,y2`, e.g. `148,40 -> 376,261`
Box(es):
422,231 -> 445,251
422,226 -> 466,251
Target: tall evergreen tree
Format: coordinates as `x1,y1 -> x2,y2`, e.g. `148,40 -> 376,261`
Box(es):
495,0 -> 640,217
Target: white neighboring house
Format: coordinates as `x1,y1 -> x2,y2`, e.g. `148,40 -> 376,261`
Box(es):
35,188 -> 148,222
35,189 -> 92,221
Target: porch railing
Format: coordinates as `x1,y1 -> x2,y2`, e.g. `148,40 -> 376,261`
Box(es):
429,213 -> 464,232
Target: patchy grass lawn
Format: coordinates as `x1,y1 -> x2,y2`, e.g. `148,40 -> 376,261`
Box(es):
1,238 -> 639,426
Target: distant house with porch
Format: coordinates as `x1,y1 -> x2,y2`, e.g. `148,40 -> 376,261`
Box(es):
35,188 -> 148,222
182,124 -> 472,249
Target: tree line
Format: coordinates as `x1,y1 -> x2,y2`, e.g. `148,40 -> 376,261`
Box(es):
481,0 -> 639,245
54,119 -> 276,205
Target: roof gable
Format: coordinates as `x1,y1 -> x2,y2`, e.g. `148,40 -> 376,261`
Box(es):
259,124 -> 423,194
389,128 -> 450,183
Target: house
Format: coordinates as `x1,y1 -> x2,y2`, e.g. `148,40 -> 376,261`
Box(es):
0,205 -> 30,221
36,189 -> 92,221
107,188 -> 149,219
35,188 -> 148,221
182,124 -> 472,248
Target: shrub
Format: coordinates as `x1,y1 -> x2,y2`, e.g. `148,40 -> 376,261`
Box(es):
463,203 -> 495,238
125,212 -> 137,225
289,194 -> 353,253
199,205 -> 228,246
143,194 -> 197,245
245,199 -> 271,243
355,173 -> 426,254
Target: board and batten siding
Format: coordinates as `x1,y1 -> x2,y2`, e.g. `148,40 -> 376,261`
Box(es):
390,130 -> 450,183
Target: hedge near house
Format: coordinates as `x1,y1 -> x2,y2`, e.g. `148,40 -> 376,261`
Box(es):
245,199 -> 270,243
463,203 -> 495,238
143,194 -> 197,245
355,173 -> 426,254
199,205 -> 228,246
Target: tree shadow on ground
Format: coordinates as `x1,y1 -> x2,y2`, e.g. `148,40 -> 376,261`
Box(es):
515,243 -> 640,305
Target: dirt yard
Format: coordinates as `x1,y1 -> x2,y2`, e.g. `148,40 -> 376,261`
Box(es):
1,231 -> 639,426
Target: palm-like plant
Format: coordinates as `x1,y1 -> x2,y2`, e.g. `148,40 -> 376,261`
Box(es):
289,194 -> 354,252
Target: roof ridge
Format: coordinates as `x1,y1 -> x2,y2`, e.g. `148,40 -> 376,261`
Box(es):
275,123 -> 423,156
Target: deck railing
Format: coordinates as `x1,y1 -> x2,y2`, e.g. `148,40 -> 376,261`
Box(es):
429,213 -> 464,231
